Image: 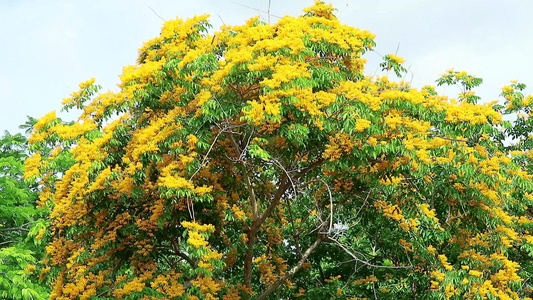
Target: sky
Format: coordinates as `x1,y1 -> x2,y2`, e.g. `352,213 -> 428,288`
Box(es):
1,0 -> 533,135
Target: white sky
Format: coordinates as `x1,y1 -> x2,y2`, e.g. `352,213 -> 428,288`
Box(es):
1,0 -> 533,135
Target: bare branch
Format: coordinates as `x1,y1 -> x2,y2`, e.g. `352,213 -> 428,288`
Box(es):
189,129 -> 224,180
0,240 -> 14,246
148,6 -> 165,22
267,0 -> 272,24
0,227 -> 30,232
317,178 -> 334,234
232,2 -> 282,19
327,237 -> 411,270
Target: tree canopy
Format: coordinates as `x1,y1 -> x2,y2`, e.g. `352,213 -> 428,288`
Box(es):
0,132 -> 48,299
24,1 -> 533,299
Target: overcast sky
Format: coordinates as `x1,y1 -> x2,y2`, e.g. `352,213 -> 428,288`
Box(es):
1,0 -> 532,135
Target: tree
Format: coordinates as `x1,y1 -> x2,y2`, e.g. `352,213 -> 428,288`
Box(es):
25,1 -> 533,299
0,131 -> 49,299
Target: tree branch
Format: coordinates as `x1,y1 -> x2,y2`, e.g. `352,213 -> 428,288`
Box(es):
170,238 -> 197,268
0,240 -> 14,246
256,235 -> 325,300
0,227 -> 30,232
227,132 -> 258,220
238,150 -> 323,292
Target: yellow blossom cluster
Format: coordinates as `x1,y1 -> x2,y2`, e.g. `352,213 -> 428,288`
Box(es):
353,275 -> 378,285
323,133 -> 355,161
373,200 -> 405,223
387,54 -> 405,64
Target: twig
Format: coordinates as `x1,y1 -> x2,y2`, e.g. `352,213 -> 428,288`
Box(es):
0,241 -> 14,246
317,178 -> 334,234
267,0 -> 272,24
217,14 -> 226,26
189,129 -> 224,180
187,197 -> 195,221
171,238 -> 197,268
148,6 -> 165,22
232,2 -> 282,19
0,227 -> 29,232
354,189 -> 371,219
328,237 -> 411,269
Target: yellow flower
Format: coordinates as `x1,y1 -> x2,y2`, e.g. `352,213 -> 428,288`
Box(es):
182,221 -> 215,233
24,264 -> 36,274
387,54 -> 405,64
187,231 -> 209,248
355,119 -> 371,132
367,137 -> 378,146
35,228 -> 46,240
79,78 -> 95,89
429,280 -> 439,290
353,275 -> 378,285
439,254 -> 453,271
33,111 -> 57,132
187,134 -> 199,151
158,176 -> 194,190
419,204 -> 439,223
232,205 -> 246,221
430,270 -> 445,282
23,152 -> 42,179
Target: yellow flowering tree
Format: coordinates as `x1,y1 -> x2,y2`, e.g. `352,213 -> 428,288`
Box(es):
25,2 -> 533,299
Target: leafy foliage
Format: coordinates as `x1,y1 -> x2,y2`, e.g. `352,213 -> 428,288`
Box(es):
24,1 -> 533,299
0,132 -> 49,299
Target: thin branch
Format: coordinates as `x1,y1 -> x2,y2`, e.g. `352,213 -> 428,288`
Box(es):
217,14 -> 226,26
170,238 -> 197,268
187,196 -> 195,221
270,157 -> 302,256
267,0 -> 272,24
0,240 -> 14,246
318,178 -> 334,234
250,172 -> 289,234
0,227 -> 29,232
232,2 -> 282,19
256,235 -> 325,300
227,132 -> 258,220
148,6 -> 165,22
189,129 -> 224,180
271,158 -> 298,201
354,189 -> 371,219
293,159 -> 324,181
175,249 -> 197,268
285,197 -> 303,257
327,237 -> 411,269
96,288 -> 114,298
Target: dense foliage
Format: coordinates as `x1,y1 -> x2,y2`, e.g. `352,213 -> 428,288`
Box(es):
0,132 -> 48,299
23,2 -> 533,299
